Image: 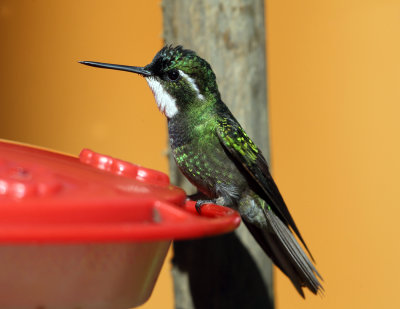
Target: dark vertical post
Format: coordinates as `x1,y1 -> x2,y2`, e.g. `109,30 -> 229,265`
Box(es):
162,1 -> 273,308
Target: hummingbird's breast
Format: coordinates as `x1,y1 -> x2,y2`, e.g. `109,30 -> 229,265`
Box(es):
168,116 -> 247,200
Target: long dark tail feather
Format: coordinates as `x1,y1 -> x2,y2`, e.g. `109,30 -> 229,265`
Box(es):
243,212 -> 323,297
243,220 -> 306,297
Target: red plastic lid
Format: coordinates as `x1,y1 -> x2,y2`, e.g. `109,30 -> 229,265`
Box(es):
0,141 -> 240,243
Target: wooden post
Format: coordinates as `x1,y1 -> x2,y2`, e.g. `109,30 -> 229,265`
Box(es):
162,1 -> 273,308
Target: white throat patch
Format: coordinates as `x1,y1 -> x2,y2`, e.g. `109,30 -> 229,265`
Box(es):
145,77 -> 178,118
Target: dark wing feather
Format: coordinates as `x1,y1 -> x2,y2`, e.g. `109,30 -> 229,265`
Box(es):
242,217 -> 323,297
216,116 -> 314,260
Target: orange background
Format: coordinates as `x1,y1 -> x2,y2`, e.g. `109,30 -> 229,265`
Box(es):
1,1 -> 400,309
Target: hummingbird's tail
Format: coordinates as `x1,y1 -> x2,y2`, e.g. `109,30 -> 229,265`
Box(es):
243,209 -> 323,297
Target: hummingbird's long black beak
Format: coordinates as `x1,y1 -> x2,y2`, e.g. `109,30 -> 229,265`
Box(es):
79,61 -> 152,77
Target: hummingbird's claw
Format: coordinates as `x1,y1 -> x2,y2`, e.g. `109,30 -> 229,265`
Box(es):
194,199 -> 216,214
195,200 -> 204,214
187,192 -> 210,214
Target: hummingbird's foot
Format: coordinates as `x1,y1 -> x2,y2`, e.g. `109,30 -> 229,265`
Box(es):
195,199 -> 216,214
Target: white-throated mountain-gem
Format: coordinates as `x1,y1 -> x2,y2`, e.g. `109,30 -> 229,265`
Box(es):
80,45 -> 323,297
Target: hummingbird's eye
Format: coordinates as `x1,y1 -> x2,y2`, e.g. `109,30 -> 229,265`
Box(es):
166,69 -> 180,81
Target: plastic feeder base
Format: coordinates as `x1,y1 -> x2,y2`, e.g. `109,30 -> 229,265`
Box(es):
0,242 -> 170,309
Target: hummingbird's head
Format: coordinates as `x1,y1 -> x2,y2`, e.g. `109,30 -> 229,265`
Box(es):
80,45 -> 220,119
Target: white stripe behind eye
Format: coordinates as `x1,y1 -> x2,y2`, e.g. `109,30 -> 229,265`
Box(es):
179,70 -> 205,100
145,77 -> 178,118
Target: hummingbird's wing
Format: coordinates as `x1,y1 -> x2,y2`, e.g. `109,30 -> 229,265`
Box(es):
216,116 -> 314,260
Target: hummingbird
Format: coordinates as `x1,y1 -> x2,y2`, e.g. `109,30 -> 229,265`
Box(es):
80,45 -> 323,297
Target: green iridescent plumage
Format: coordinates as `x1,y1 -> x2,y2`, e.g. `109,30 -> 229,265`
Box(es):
80,45 -> 323,297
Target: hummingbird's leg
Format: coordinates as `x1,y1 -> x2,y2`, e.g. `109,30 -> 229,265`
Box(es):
195,199 -> 217,214
186,192 -> 216,214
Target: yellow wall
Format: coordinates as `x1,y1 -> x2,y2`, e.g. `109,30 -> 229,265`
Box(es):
267,1 -> 400,308
0,0 -> 167,172
1,1 -> 400,309
0,1 -> 171,308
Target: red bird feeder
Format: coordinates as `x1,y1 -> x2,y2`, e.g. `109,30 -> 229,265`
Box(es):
0,141 -> 240,309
